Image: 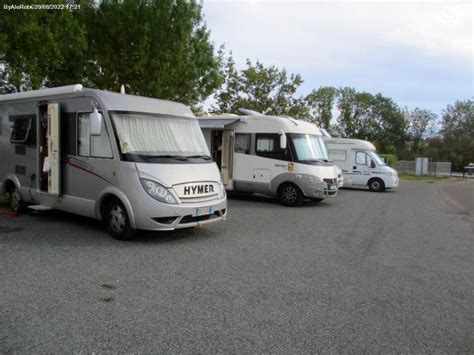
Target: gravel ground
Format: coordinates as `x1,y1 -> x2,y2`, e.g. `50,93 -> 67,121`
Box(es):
0,180 -> 473,353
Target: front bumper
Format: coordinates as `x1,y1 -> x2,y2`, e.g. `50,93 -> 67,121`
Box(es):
387,175 -> 399,188
132,197 -> 227,231
296,176 -> 338,199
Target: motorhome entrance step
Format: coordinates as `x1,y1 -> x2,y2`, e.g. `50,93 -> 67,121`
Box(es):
28,205 -> 53,211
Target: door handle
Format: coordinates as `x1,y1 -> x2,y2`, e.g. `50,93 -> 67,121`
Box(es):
353,166 -> 357,170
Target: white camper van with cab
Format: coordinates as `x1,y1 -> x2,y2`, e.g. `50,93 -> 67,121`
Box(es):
0,85 -> 227,240
324,137 -> 399,192
199,110 -> 341,206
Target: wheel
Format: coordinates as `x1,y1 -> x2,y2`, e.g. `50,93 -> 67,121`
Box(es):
8,185 -> 26,213
277,183 -> 303,207
310,198 -> 324,203
104,198 -> 135,240
368,178 -> 385,192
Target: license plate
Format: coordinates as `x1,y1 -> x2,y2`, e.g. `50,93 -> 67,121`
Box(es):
328,185 -> 337,191
194,206 -> 213,217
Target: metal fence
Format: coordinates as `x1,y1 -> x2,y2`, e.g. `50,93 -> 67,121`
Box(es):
394,160 -> 452,176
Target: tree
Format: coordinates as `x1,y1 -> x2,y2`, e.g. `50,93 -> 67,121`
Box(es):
405,107 -> 437,156
82,0 -> 222,105
437,100 -> 474,170
335,88 -> 407,155
0,0 -> 88,90
305,86 -> 338,128
212,55 -> 308,118
0,0 -> 222,106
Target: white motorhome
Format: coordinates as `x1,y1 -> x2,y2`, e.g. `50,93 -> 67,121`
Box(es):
0,85 -> 227,240
198,110 -> 341,206
324,137 -> 399,192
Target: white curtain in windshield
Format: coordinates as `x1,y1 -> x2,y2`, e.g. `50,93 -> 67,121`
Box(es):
292,135 -> 329,160
112,113 -> 209,156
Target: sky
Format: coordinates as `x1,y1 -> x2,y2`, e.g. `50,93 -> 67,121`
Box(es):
202,0 -> 473,116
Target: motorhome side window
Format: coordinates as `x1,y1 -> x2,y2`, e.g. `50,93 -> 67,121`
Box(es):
329,149 -> 346,161
235,133 -> 250,154
256,134 -> 290,161
9,115 -> 36,146
78,112 -> 113,158
356,151 -> 367,165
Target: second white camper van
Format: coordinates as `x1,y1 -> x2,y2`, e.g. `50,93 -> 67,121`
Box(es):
324,138 -> 399,192
199,110 -> 340,206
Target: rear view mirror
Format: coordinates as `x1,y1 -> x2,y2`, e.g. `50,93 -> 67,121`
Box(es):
369,159 -> 376,168
279,132 -> 287,149
90,107 -> 103,136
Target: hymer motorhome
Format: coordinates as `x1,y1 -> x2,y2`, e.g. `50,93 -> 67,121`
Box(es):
198,110 -> 341,206
324,137 -> 399,192
0,85 -> 227,240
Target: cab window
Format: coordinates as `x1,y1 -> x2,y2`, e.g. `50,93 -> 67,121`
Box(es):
78,112 -> 113,158
355,151 -> 367,165
256,133 -> 291,161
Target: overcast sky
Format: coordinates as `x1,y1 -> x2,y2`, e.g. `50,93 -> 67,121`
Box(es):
202,0 -> 473,115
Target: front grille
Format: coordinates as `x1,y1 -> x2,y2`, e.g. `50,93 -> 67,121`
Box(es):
324,178 -> 337,184
152,216 -> 178,225
179,209 -> 226,225
180,214 -> 213,224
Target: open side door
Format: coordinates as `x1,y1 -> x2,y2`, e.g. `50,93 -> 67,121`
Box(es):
47,103 -> 60,196
220,130 -> 234,190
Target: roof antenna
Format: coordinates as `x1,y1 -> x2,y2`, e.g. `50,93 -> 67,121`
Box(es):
120,85 -> 125,94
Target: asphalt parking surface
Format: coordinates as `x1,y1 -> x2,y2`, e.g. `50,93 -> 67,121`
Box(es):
0,180 -> 473,353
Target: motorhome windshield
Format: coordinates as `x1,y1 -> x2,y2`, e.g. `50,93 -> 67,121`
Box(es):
111,111 -> 210,162
369,151 -> 386,166
289,134 -> 329,162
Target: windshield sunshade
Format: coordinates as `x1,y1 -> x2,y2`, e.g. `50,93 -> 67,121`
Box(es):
111,112 -> 210,157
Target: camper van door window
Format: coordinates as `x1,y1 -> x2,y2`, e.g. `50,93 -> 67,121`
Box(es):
235,133 -> 250,154
356,151 -> 367,165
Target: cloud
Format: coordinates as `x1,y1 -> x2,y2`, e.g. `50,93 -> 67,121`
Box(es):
203,1 -> 473,113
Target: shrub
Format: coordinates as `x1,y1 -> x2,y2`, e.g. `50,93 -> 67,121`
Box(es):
379,154 -> 398,166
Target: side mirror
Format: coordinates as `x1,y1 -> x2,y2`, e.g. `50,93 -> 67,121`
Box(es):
369,160 -> 376,168
90,107 -> 103,136
279,132 -> 287,149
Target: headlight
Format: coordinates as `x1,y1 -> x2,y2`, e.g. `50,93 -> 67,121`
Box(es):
298,174 -> 322,183
140,179 -> 177,204
218,182 -> 226,199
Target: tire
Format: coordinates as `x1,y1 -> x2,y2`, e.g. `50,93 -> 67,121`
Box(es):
8,185 -> 26,213
368,178 -> 385,192
104,198 -> 135,241
277,183 -> 303,207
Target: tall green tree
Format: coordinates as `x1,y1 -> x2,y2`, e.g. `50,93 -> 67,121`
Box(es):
305,86 -> 338,128
0,0 -> 88,90
212,55 -> 308,118
0,0 -> 222,105
82,0 -> 222,105
437,100 -> 474,170
405,107 -> 437,156
335,87 -> 407,154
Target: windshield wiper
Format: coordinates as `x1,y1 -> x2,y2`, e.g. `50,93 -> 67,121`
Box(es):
185,155 -> 212,160
145,154 -> 189,161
